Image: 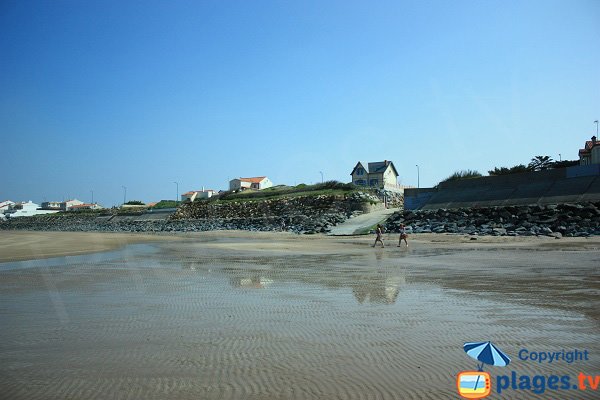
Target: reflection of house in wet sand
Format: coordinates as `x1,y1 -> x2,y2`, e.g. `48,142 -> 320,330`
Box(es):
230,276 -> 274,289
218,258 -> 406,304
351,275 -> 405,304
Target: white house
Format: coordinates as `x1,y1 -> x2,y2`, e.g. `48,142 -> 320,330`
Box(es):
579,136 -> 600,165
181,189 -> 216,202
350,160 -> 403,192
41,201 -> 62,210
0,200 -> 15,213
229,176 -> 273,191
4,201 -> 59,218
60,199 -> 84,211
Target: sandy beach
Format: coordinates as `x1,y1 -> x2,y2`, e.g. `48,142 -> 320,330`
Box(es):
0,231 -> 599,399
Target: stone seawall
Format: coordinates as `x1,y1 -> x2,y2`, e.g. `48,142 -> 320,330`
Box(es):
385,202 -> 600,237
0,193 -> 380,235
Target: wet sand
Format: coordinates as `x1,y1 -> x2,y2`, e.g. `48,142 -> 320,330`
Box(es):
0,231 -> 599,399
0,231 -> 183,262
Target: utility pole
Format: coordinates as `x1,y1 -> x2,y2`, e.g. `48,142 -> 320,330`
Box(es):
174,182 -> 179,206
122,186 -> 127,205
416,164 -> 420,190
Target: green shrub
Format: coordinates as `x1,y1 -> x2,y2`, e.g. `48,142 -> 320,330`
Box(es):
439,170 -> 482,184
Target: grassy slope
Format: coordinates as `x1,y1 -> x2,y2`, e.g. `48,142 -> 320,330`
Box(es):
205,182 -> 371,204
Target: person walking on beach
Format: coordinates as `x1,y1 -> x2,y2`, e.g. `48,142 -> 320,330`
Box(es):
398,223 -> 408,247
372,224 -> 385,248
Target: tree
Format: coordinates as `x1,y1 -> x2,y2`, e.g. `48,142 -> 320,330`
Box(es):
488,164 -> 530,176
528,155 -> 553,171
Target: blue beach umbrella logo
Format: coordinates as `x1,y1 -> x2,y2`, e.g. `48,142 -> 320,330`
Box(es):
463,341 -> 511,371
456,342 -> 511,398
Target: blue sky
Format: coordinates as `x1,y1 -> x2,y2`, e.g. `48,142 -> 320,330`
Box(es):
1,0 -> 599,206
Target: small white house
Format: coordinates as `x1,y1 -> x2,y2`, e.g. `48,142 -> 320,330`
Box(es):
60,199 -> 84,211
229,176 -> 273,191
181,190 -> 216,202
41,201 -> 62,210
5,201 -> 59,218
0,200 -> 15,213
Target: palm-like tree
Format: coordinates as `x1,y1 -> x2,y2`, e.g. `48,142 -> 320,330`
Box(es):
528,155 -> 553,171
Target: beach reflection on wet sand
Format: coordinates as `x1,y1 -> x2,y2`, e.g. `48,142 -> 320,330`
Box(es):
0,235 -> 598,400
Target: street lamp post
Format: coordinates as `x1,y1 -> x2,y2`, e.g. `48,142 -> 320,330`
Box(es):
174,182 -> 179,206
416,164 -> 420,190
319,171 -> 323,183
91,190 -> 94,204
595,120 -> 599,136
559,154 -> 562,162
122,186 -> 127,205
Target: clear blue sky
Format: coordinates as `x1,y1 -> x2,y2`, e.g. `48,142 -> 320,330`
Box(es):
1,0 -> 599,206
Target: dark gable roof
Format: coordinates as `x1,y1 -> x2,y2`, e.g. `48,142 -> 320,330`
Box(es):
368,160 -> 398,177
351,160 -> 399,176
350,162 -> 366,175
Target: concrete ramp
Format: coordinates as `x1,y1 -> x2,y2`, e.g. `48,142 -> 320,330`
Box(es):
328,208 -> 399,235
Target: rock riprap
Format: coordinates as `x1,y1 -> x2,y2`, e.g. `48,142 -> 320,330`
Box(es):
0,192 -> 380,234
384,202 -> 600,237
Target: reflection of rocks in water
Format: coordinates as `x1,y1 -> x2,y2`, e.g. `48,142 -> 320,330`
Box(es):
230,276 -> 274,289
352,273 -> 406,304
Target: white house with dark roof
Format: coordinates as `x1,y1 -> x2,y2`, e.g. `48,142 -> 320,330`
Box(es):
229,176 -> 273,191
351,160 -> 402,192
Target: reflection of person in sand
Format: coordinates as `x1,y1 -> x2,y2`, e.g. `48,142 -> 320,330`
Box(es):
398,224 -> 408,247
372,224 -> 385,248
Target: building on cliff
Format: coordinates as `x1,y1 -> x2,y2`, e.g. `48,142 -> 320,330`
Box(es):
181,189 -> 216,202
229,177 -> 273,191
579,136 -> 600,165
350,160 -> 402,192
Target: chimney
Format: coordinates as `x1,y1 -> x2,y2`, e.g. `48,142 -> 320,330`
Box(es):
592,136 -> 597,145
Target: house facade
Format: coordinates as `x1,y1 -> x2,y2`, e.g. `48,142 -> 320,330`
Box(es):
181,190 -> 216,202
351,160 -> 401,192
4,201 -> 59,218
41,201 -> 62,210
229,176 -> 273,191
0,200 -> 15,212
579,136 -> 600,165
60,199 -> 84,211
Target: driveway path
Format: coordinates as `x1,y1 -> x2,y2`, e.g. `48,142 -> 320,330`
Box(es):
328,208 -> 399,235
